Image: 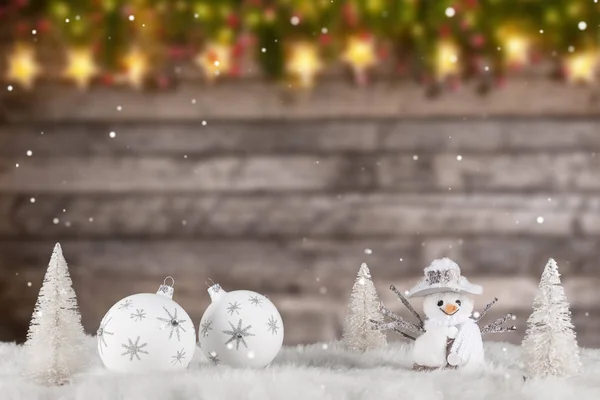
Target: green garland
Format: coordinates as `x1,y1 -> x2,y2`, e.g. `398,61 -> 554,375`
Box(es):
3,0 -> 599,84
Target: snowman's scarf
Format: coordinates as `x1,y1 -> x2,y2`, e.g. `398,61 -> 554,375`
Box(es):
449,320 -> 485,369
423,313 -> 471,330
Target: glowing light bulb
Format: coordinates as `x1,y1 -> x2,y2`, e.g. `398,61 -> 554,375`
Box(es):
504,35 -> 529,66
64,48 -> 98,89
6,44 -> 40,89
566,52 -> 597,84
435,41 -> 460,78
123,48 -> 149,89
286,42 -> 322,88
195,43 -> 232,82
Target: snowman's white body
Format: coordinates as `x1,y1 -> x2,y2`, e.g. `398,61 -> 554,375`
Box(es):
412,292 -> 484,370
412,324 -> 452,367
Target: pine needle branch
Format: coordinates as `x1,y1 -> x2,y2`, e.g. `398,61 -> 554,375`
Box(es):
389,285 -> 424,328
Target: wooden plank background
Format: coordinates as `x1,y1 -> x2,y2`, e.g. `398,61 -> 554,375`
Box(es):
1,81 -> 600,346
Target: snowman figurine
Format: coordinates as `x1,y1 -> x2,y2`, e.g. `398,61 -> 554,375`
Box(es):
407,258 -> 484,371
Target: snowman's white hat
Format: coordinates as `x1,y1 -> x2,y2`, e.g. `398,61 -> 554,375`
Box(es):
406,258 -> 482,298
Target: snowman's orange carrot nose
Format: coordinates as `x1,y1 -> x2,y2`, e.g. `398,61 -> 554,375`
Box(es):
445,304 -> 458,314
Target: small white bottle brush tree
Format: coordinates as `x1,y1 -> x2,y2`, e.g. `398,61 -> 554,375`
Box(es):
342,263 -> 387,352
522,258 -> 581,378
22,243 -> 87,385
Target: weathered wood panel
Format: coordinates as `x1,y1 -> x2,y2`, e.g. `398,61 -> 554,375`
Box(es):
3,153 -> 600,193
0,193 -> 596,238
0,156 -> 373,192
3,120 -> 600,156
3,80 -> 599,122
382,153 -> 600,191
0,238 -> 595,295
0,121 -> 380,155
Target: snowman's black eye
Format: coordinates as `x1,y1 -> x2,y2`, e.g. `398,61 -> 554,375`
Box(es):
437,300 -> 444,307
456,300 -> 462,306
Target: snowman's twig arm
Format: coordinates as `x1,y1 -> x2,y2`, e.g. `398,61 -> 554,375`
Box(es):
393,329 -> 417,341
481,313 -> 517,335
481,326 -> 517,335
370,319 -> 417,341
379,306 -> 424,334
389,285 -> 424,328
475,297 -> 499,322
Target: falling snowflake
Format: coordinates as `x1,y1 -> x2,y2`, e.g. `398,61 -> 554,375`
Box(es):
200,318 -> 213,337
118,299 -> 133,310
97,317 -> 114,354
121,336 -> 149,361
171,349 -> 187,365
223,319 -> 255,350
249,295 -> 263,307
226,301 -> 242,315
208,352 -> 220,365
266,315 -> 280,335
130,309 -> 146,322
157,306 -> 188,341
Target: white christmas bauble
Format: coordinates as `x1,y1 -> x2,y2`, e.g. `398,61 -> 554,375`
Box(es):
198,284 -> 284,368
97,278 -> 196,373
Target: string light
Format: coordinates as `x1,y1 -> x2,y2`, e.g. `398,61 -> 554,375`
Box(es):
565,52 -> 597,84
503,35 -> 530,66
341,36 -> 377,85
195,43 -> 232,81
122,48 -> 149,89
286,42 -> 322,88
5,45 -> 40,89
435,41 -> 460,79
64,48 -> 98,89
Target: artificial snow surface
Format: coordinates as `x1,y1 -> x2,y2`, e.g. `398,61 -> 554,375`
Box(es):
1,337 -> 600,400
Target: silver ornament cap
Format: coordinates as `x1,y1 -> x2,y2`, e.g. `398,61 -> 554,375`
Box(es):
207,282 -> 227,302
157,276 -> 175,299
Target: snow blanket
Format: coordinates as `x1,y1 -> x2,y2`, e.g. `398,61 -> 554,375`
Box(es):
1,337 -> 599,400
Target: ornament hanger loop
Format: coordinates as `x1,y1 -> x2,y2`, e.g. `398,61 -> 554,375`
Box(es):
164,276 -> 175,288
205,278 -> 215,288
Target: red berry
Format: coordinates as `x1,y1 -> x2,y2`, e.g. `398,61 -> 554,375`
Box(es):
37,19 -> 51,33
319,33 -> 332,46
102,74 -> 114,86
227,13 -> 240,28
471,34 -> 485,48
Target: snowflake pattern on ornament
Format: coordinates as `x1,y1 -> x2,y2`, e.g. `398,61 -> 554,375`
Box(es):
121,336 -> 149,361
266,315 -> 280,335
130,309 -> 146,322
171,349 -> 187,365
97,317 -> 114,354
227,301 -> 242,315
157,307 -> 188,341
118,299 -> 133,310
223,319 -> 255,350
208,351 -> 220,365
200,318 -> 213,337
249,295 -> 263,307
